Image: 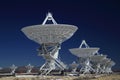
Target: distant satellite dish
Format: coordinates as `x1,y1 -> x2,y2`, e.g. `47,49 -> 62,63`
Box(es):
69,48 -> 99,58
70,61 -> 79,68
90,55 -> 107,62
25,64 -> 34,73
69,40 -> 100,74
10,64 -> 17,74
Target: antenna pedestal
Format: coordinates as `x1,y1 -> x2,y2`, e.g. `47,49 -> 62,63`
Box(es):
38,43 -> 66,75
80,58 -> 94,74
26,64 -> 34,74
10,64 -> 17,74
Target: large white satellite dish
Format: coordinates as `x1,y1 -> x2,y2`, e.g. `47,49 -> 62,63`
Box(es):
21,12 -> 78,75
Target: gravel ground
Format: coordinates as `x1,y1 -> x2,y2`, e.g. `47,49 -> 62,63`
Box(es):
0,74 -> 120,80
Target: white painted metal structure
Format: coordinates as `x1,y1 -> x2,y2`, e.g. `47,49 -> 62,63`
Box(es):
69,40 -> 99,74
69,61 -> 79,73
100,58 -> 115,74
105,60 -> 115,73
90,55 -> 107,74
70,40 -> 99,58
10,64 -> 17,74
26,64 -> 34,73
21,12 -> 78,75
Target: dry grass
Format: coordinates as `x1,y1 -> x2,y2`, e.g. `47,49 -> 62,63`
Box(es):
90,74 -> 120,80
0,76 -> 77,80
0,74 -> 120,80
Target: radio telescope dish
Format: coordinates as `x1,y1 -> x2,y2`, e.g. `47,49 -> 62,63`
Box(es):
69,40 -> 99,58
100,59 -> 115,74
10,64 -> 17,74
90,55 -> 107,62
106,60 -> 115,67
22,24 -> 77,45
101,58 -> 111,64
21,12 -> 78,75
69,48 -> 99,58
25,64 -> 34,74
109,61 -> 115,66
69,40 -> 100,74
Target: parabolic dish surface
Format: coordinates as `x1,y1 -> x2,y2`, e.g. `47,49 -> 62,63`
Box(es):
101,58 -> 111,64
107,61 -> 115,67
69,48 -> 99,57
21,24 -> 78,44
90,55 -> 107,62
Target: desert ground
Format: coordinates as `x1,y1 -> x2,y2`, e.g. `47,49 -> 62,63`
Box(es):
0,74 -> 120,80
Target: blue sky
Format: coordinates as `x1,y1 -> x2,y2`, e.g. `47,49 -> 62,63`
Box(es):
0,0 -> 119,70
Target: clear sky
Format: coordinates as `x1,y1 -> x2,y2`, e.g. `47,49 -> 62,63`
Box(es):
0,0 -> 120,70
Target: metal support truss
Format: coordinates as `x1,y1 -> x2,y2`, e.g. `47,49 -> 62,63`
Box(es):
42,12 -> 57,25
10,64 -> 17,74
26,64 -> 34,74
80,58 -> 94,74
79,40 -> 95,74
38,44 -> 66,75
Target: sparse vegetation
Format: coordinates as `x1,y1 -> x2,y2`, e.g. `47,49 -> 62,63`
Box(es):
0,74 -> 119,80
